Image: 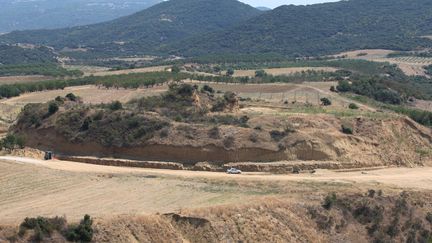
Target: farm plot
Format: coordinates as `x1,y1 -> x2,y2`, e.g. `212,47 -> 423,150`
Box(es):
0,75 -> 50,85
233,67 -> 338,77
1,85 -> 167,105
201,82 -> 363,109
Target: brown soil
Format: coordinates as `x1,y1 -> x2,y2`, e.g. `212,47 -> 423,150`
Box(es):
17,112 -> 432,169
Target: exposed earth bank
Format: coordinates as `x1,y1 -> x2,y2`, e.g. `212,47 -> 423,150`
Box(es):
10,84 -> 432,171
15,113 -> 432,170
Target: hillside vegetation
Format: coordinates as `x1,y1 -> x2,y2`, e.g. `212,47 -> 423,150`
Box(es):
11,83 -> 432,167
0,45 -> 57,65
2,0 -> 432,57
173,0 -> 432,56
0,0 -> 162,33
0,45 -> 83,77
0,0 -> 261,56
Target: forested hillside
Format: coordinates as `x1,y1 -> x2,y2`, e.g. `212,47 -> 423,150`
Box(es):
171,0 -> 432,57
2,0 -> 432,58
0,0 -> 161,33
0,45 -> 57,65
0,0 -> 261,56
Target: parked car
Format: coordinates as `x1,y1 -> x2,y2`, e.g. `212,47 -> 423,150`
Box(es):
226,168 -> 242,174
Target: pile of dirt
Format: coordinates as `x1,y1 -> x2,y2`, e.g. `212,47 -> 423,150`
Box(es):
10,148 -> 45,160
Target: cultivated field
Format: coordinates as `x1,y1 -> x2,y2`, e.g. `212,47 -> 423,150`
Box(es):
201,81 -> 371,110
0,85 -> 167,105
0,75 -> 50,85
338,49 -> 395,59
233,67 -> 338,77
89,65 -> 170,76
338,49 -> 432,76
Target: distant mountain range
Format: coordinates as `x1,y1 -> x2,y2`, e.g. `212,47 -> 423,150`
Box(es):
0,0 -> 162,33
2,0 -> 432,58
256,7 -> 272,11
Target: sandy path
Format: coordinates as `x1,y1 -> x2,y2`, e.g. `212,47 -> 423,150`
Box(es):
1,156 -> 432,190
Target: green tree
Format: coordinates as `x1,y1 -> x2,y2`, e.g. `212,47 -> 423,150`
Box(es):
0,134 -> 25,150
171,65 -> 181,73
320,97 -> 332,106
48,102 -> 59,115
349,103 -> 359,109
66,214 -> 93,242
213,66 -> 222,74
337,80 -> 351,92
255,69 -> 267,78
226,68 -> 235,76
66,93 -> 77,101
109,101 -> 123,111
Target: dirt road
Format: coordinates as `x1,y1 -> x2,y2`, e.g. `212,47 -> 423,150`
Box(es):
1,156 -> 432,190
1,156 -> 431,224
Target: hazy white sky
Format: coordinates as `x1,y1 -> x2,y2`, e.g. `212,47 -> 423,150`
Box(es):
240,0 -> 338,8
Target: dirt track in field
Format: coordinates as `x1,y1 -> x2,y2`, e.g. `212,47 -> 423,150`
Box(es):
1,156 -> 432,224
3,157 -> 429,190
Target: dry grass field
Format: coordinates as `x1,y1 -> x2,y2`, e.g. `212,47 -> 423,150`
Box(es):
233,67 -> 338,77
89,65 -> 170,76
0,159 -> 261,224
0,75 -> 49,85
338,49 -> 395,59
0,158 -> 302,224
1,156 -> 432,226
64,65 -> 168,76
201,81 -> 369,110
1,85 -> 167,105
